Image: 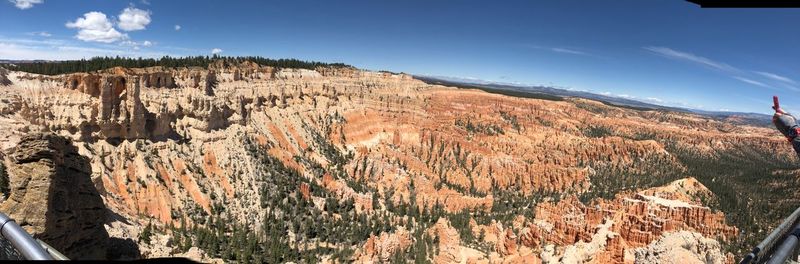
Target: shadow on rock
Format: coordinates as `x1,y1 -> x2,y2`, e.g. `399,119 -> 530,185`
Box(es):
0,133 -> 111,260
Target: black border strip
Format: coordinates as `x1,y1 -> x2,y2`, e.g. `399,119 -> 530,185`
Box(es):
687,0 -> 800,8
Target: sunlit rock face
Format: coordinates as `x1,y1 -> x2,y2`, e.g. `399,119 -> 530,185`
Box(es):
0,61 -> 786,262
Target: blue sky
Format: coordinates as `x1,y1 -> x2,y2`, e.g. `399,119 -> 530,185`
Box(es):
2,0 -> 799,114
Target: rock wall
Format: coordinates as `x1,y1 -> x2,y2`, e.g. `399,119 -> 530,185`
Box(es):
140,72 -> 176,88
0,133 -> 109,259
97,76 -> 148,140
64,73 -> 102,97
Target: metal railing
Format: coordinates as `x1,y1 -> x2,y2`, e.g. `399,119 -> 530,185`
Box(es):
37,239 -> 68,260
741,206 -> 800,264
0,212 -> 68,260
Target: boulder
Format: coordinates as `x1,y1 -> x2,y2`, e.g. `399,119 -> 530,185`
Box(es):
0,133 -> 109,259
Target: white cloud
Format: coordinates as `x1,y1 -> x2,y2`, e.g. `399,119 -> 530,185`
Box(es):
66,12 -> 128,43
141,0 -> 150,5
643,46 -> 737,72
118,7 -> 152,31
9,0 -> 42,10
142,40 -> 152,47
211,48 -> 223,54
733,76 -> 771,88
174,25 -> 181,31
755,71 -> 796,84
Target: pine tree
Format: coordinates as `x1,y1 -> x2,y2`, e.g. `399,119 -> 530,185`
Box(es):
140,220 -> 153,244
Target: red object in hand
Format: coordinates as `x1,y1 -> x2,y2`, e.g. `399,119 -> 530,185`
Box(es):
774,96 -> 785,114
775,96 -> 780,109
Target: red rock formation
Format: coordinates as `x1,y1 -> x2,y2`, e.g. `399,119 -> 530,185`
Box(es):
355,227 -> 412,263
299,182 -> 311,200
429,218 -> 463,264
519,178 -> 737,263
202,149 -> 234,198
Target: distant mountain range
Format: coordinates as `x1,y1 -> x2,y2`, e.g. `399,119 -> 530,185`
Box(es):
415,75 -> 773,127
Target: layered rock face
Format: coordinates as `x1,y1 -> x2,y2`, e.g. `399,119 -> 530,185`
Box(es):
29,73 -> 151,141
1,133 -> 109,259
0,61 -> 786,262
24,69 -> 241,142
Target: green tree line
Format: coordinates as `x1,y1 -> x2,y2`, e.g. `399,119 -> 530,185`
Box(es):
2,55 -> 351,76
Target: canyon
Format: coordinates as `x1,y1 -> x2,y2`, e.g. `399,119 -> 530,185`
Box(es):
0,60 -> 796,263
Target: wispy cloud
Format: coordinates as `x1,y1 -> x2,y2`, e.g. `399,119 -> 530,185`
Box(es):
26,31 -> 51,37
524,44 -> 597,58
550,47 -> 587,56
755,71 -> 796,84
645,46 -> 799,92
120,40 -> 155,51
733,76 -> 771,88
0,37 -> 176,60
0,42 -> 125,60
602,91 -> 705,110
643,46 -> 737,72
2,37 -> 63,45
645,97 -> 664,103
780,83 -> 800,92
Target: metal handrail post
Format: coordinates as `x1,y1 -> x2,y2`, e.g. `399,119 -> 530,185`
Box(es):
0,213 -> 52,260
